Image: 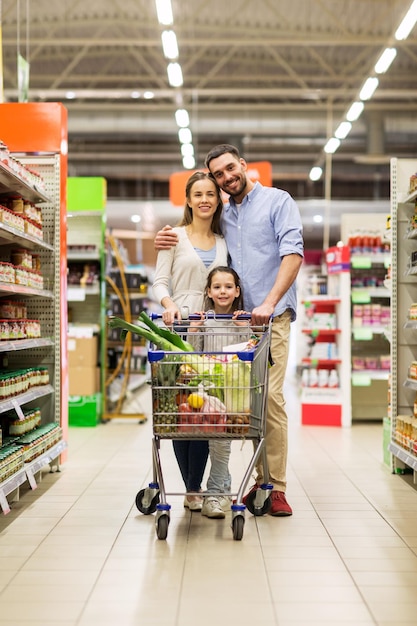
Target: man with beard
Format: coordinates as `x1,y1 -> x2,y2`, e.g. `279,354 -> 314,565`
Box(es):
155,144 -> 304,516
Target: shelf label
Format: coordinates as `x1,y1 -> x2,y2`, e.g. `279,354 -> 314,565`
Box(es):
11,399 -> 25,421
67,287 -> 86,302
352,373 -> 372,386
351,291 -> 371,304
353,328 -> 373,341
351,257 -> 372,269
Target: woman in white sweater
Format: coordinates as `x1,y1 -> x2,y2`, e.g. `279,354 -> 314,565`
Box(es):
152,171 -> 228,511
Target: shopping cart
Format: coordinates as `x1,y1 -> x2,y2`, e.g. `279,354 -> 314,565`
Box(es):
135,313 -> 273,540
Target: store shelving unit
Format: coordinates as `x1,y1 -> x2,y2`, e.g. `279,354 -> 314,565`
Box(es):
67,177 -> 107,426
389,158 -> 417,478
299,247 -> 351,426
0,103 -> 68,513
103,235 -> 148,421
350,251 -> 391,420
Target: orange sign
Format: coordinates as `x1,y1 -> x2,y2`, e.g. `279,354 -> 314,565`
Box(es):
169,161 -> 272,207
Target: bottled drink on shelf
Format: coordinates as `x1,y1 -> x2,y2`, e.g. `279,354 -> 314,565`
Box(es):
328,369 -> 339,388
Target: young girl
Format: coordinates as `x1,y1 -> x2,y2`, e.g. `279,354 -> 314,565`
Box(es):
191,266 -> 250,519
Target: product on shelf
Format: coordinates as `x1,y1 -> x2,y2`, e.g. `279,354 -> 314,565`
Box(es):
408,173 -> 417,194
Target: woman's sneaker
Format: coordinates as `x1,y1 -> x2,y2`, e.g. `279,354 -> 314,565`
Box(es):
201,496 -> 225,518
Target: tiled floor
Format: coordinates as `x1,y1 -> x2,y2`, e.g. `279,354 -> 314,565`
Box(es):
1,379 -> 417,625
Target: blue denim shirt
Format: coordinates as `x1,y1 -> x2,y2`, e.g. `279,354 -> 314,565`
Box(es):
220,182 -> 304,321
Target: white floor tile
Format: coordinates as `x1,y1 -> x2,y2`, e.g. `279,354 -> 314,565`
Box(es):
0,381 -> 416,625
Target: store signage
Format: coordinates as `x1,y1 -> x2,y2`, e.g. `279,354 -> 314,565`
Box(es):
169,161 -> 272,207
326,245 -> 350,273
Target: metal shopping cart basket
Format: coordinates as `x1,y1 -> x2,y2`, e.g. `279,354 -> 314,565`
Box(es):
135,313 -> 272,541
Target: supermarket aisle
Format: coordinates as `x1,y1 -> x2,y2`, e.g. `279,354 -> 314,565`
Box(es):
0,380 -> 417,626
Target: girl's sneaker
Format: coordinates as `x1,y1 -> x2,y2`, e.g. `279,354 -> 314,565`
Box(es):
218,495 -> 232,512
201,496 -> 225,518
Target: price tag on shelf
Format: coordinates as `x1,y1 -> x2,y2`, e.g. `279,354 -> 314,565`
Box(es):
11,399 -> 25,421
351,291 -> 371,304
351,257 -> 372,269
353,328 -> 374,341
352,373 -> 372,386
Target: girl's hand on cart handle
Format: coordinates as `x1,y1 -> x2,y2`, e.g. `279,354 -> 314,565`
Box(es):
232,310 -> 252,326
188,311 -> 205,331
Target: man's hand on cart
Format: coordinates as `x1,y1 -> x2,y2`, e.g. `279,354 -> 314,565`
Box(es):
251,303 -> 274,327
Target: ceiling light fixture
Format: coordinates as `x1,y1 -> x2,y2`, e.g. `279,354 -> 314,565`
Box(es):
130,91 -> 141,99
130,215 -> 141,224
346,101 -> 365,122
359,76 -> 379,101
143,91 -> 155,99
178,127 -> 192,144
374,48 -> 397,73
309,166 -> 323,181
161,30 -> 179,59
155,0 -> 173,25
395,0 -> 417,40
65,91 -> 76,99
334,121 -> 352,139
175,108 -> 190,127
182,155 -> 196,169
167,62 -> 183,87
313,214 -> 323,224
181,143 -> 194,157
324,137 -> 341,154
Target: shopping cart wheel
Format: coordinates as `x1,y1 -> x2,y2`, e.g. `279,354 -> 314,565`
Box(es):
156,514 -> 170,540
135,488 -> 160,515
232,515 -> 245,541
245,489 -> 271,516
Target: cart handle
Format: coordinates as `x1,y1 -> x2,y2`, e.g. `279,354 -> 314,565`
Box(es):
151,311 -> 253,321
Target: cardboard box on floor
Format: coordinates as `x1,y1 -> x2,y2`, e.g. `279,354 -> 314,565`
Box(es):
67,336 -> 98,368
69,366 -> 100,396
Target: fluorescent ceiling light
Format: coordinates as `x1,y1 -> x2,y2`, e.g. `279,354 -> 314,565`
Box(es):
175,108 -> 190,127
395,0 -> 417,40
335,121 -> 352,139
313,214 -> 323,224
374,48 -> 397,73
324,137 -> 341,154
346,101 -> 364,122
130,215 -> 141,224
181,143 -> 194,157
155,0 -> 173,25
309,166 -> 323,181
65,91 -> 76,99
161,30 -> 179,59
359,76 -> 379,101
143,91 -> 155,99
178,127 -> 192,144
183,155 -> 196,169
167,62 -> 183,87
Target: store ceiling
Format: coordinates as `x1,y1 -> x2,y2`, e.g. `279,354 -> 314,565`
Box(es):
1,0 -> 416,248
